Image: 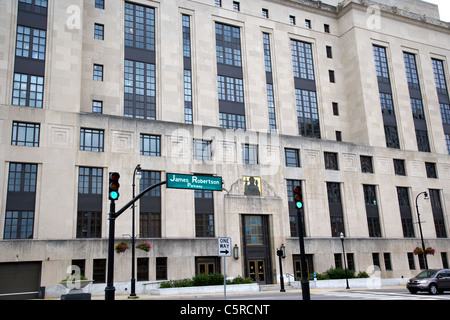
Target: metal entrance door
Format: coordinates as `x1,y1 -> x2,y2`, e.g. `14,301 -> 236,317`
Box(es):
248,260 -> 265,283
242,215 -> 273,284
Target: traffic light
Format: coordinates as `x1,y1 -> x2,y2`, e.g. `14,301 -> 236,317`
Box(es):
109,172 -> 120,200
293,185 -> 303,209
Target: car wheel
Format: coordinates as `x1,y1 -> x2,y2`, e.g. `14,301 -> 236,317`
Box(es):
429,283 -> 438,295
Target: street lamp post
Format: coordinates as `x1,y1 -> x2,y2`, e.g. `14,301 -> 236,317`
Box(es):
339,232 -> 350,289
130,164 -> 141,298
415,191 -> 429,270
276,244 -> 286,292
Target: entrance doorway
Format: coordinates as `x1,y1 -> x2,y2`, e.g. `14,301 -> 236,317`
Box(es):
242,215 -> 272,284
248,259 -> 265,283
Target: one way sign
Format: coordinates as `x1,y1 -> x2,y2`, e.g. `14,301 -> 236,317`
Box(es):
218,237 -> 232,257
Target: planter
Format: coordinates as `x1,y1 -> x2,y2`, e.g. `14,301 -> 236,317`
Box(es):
59,280 -> 93,300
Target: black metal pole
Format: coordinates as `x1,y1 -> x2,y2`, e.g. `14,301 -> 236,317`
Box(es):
130,165 -> 140,297
296,207 -> 310,300
277,249 -> 285,292
105,180 -> 167,301
340,233 -> 350,289
105,200 -> 116,301
415,192 -> 428,269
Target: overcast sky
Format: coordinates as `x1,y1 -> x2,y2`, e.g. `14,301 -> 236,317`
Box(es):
426,0 -> 450,22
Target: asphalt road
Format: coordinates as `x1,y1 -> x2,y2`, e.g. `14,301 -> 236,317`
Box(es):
151,287 -> 450,301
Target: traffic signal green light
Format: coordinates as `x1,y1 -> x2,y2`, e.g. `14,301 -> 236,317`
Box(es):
293,185 -> 303,209
109,172 -> 120,200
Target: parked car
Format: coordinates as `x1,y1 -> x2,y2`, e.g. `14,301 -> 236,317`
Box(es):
407,269 -> 450,294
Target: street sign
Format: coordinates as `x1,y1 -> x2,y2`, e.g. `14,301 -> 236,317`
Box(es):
166,173 -> 222,191
218,237 -> 232,257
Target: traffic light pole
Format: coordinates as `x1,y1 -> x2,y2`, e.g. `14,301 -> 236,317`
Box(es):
105,180 -> 167,301
105,200 -> 116,301
296,206 -> 310,301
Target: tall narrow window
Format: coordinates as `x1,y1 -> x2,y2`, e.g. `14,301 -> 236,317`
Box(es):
396,187 -> 414,238
182,14 -> 193,124
363,185 -> 382,237
291,39 -> 319,139
124,2 -> 156,120
4,163 -> 37,239
404,52 -> 430,152
432,59 -> 450,152
77,167 -> 103,238
140,171 -> 161,238
216,22 -> 245,129
327,182 -> 345,237
263,33 -> 277,132
373,45 -> 399,148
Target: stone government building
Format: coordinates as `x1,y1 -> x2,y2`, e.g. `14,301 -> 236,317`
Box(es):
0,0 -> 450,298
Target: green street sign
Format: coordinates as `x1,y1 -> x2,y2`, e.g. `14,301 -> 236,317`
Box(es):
166,173 -> 222,191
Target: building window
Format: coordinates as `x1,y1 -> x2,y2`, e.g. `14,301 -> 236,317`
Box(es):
15,26 -> 46,60
217,76 -> 244,103
94,23 -> 104,40
326,46 -> 333,59
242,144 -> 258,164
93,259 -> 106,283
384,125 -> 400,149
384,253 -> 392,270
404,52 -> 420,88
364,185 -> 382,237
285,148 -> 300,167
305,19 -> 311,29
397,187 -> 415,238
324,152 -> 338,170
193,140 -> 212,161
394,159 -> 406,176
124,59 -> 156,120
78,167 -> 103,195
426,162 -> 437,178
324,24 -> 330,33
140,134 -> 161,156
80,128 -> 104,152
432,59 -> 448,95
196,214 -> 214,237
11,121 -> 40,147
93,64 -> 103,81
215,23 -> 241,67
92,100 -> 103,113
329,70 -> 335,83
373,45 -> 390,83
429,189 -> 447,238
291,40 -> 314,80
262,8 -> 269,18
125,3 -> 155,51
233,2 -> 240,11
262,33 -> 272,73
8,163 -> 37,193
182,15 -> 191,58
267,83 -> 277,132
140,212 -> 161,238
77,167 -> 102,238
215,0 -> 222,7
219,112 -> 245,130
137,258 -> 149,281
5,163 -> 38,239
156,257 -> 167,280
295,89 -> 320,139
360,156 -> 373,173
95,0 -> 104,9
327,182 -> 344,237
287,15 -> 295,25
12,73 -> 44,108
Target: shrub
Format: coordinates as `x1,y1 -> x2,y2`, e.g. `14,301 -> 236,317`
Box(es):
227,275 -> 254,284
325,267 -> 355,279
357,271 -> 370,278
